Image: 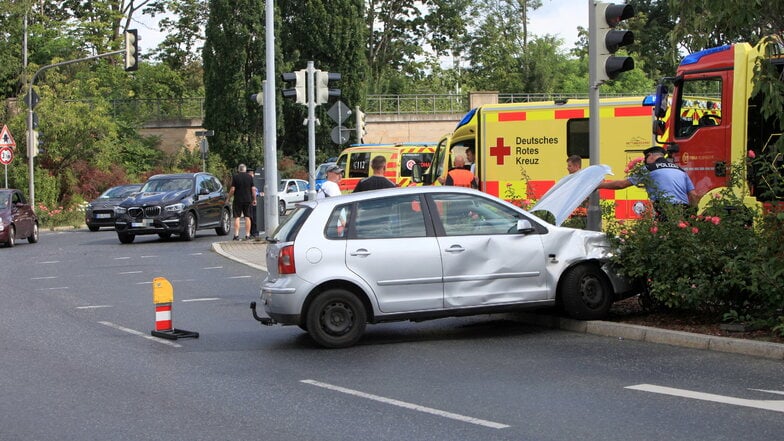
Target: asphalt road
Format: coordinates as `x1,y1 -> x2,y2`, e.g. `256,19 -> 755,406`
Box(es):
1,229 -> 782,441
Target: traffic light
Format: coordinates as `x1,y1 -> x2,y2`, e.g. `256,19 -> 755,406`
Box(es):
592,2 -> 634,83
124,29 -> 139,71
281,70 -> 306,104
250,92 -> 263,106
355,107 -> 366,143
30,130 -> 43,158
314,70 -> 341,105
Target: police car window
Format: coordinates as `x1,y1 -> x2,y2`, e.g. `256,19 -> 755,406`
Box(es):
352,195 -> 427,239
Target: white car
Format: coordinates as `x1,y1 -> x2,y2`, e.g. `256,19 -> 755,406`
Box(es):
278,179 -> 309,215
252,165 -> 637,348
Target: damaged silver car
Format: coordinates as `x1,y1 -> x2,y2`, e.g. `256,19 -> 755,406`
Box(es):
252,165 -> 637,348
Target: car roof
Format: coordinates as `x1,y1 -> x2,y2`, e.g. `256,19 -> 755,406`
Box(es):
299,186 -> 509,211
148,172 -> 208,180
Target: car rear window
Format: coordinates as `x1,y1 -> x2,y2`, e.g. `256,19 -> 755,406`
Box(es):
271,206 -> 310,242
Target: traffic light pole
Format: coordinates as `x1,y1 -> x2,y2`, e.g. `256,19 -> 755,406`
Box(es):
25,49 -> 123,207
587,0 -> 602,232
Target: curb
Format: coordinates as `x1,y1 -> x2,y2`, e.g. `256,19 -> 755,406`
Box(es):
212,241 -> 784,360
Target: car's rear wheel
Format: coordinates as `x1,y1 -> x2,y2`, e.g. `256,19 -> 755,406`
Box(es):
6,225 -> 15,247
560,264 -> 612,320
87,225 -> 100,232
117,232 -> 135,244
306,289 -> 367,348
180,212 -> 196,241
278,200 -> 286,216
27,223 -> 39,244
215,208 -> 231,236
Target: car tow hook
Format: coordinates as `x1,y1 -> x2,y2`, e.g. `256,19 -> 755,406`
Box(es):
250,301 -> 276,326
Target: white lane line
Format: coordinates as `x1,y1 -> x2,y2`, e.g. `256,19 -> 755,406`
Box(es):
141,255 -> 158,258
114,257 -> 131,260
181,298 -> 220,302
119,271 -> 143,274
77,305 -> 113,310
171,279 -> 197,283
40,261 -> 60,264
98,321 -> 182,348
189,253 -> 203,256
203,266 -> 224,270
301,379 -> 510,429
31,276 -> 57,280
227,275 -> 252,279
43,287 -> 69,290
135,281 -> 153,285
749,388 -> 784,396
626,384 -> 784,413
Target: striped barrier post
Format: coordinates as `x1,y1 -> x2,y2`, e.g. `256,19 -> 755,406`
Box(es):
151,277 -> 199,340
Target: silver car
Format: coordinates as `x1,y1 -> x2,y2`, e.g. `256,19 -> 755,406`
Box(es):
252,166 -> 636,348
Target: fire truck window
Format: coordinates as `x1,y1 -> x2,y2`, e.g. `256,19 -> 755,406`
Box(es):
676,78 -> 722,138
566,118 -> 589,159
348,152 -> 371,178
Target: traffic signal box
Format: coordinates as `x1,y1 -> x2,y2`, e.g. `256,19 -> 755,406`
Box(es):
592,2 -> 635,83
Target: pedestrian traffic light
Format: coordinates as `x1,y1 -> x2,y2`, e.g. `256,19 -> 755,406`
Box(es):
355,107 -> 366,143
591,2 -> 634,83
314,70 -> 341,105
281,70 -> 306,104
124,29 -> 139,72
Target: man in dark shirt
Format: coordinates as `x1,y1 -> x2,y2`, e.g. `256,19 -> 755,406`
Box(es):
353,155 -> 396,192
228,163 -> 256,240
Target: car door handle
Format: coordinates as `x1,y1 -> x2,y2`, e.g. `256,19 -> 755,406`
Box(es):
444,245 -> 465,253
350,249 -> 371,257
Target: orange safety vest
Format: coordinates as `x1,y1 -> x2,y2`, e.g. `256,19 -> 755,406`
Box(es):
447,168 -> 476,188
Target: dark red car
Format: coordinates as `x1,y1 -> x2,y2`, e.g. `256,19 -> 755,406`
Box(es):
0,189 -> 39,247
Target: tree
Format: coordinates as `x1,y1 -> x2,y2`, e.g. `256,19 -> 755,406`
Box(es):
202,0 -> 265,169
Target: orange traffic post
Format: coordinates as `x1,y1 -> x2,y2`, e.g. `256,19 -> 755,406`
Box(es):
150,277 -> 199,340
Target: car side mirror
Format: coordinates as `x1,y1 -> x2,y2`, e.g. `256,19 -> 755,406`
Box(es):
411,163 -> 423,183
517,218 -> 536,234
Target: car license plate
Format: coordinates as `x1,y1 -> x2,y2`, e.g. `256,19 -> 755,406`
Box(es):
131,219 -> 153,227
95,213 -> 111,219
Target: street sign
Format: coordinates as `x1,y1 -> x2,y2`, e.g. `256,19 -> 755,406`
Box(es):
331,126 -> 351,145
327,101 -> 351,125
0,147 -> 13,165
0,125 -> 16,149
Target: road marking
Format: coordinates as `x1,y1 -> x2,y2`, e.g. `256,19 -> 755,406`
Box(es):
626,384 -> 784,413
40,261 -> 60,264
189,253 -> 203,256
77,305 -> 113,310
98,321 -> 182,348
181,297 -> 220,302
31,276 -> 57,280
135,281 -> 153,285
141,255 -> 158,258
301,379 -> 510,429
119,271 -> 143,274
171,278 -> 197,283
227,275 -> 252,279
114,257 -> 131,260
203,266 -> 223,270
43,286 -> 69,290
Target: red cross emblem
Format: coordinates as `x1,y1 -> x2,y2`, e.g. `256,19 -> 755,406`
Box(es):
490,137 -> 511,165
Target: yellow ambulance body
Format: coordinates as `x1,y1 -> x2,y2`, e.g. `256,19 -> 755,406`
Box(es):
426,97 -> 655,220
335,143 -> 435,193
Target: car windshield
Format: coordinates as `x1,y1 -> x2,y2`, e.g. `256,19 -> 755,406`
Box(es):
142,178 -> 192,192
0,194 -> 8,209
279,181 -> 296,192
100,186 -> 139,199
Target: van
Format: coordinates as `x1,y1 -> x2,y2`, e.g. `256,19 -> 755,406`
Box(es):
335,143 -> 435,193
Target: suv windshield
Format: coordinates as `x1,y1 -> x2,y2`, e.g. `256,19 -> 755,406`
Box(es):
142,178 -> 193,192
100,186 -> 138,199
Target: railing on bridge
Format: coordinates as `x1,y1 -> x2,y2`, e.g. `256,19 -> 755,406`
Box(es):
111,92 -> 640,121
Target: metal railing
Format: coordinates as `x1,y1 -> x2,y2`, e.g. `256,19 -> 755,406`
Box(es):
110,97 -> 206,121
365,94 -> 468,115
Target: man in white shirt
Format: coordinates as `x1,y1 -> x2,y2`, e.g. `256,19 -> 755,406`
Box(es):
317,165 -> 343,199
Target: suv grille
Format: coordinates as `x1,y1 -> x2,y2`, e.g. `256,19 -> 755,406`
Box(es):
128,206 -> 161,218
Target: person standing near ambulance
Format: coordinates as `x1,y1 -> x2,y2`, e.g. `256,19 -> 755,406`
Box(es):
444,155 -> 477,188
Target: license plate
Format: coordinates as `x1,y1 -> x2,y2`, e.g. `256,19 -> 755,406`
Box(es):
131,219 -> 153,227
95,213 -> 111,219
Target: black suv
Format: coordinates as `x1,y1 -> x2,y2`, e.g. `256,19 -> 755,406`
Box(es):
114,172 -> 231,243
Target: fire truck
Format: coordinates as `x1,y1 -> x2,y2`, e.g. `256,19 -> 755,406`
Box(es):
651,36 -> 784,207
417,97 -> 656,219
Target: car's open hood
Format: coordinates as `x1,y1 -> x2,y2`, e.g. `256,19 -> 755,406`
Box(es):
531,164 -> 612,226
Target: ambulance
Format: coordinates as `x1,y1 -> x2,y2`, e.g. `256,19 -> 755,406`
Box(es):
418,97 -> 656,220
335,143 -> 435,193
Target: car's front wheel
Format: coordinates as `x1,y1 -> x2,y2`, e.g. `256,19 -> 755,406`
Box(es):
306,289 -> 367,348
215,208 -> 231,236
117,232 -> 135,244
27,222 -> 39,244
559,264 -> 612,320
180,212 -> 196,241
5,225 -> 15,247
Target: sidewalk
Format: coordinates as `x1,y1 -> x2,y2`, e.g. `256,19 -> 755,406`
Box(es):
213,240 -> 784,360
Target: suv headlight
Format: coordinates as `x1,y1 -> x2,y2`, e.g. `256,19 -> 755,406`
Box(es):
165,203 -> 185,213
114,206 -> 127,214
